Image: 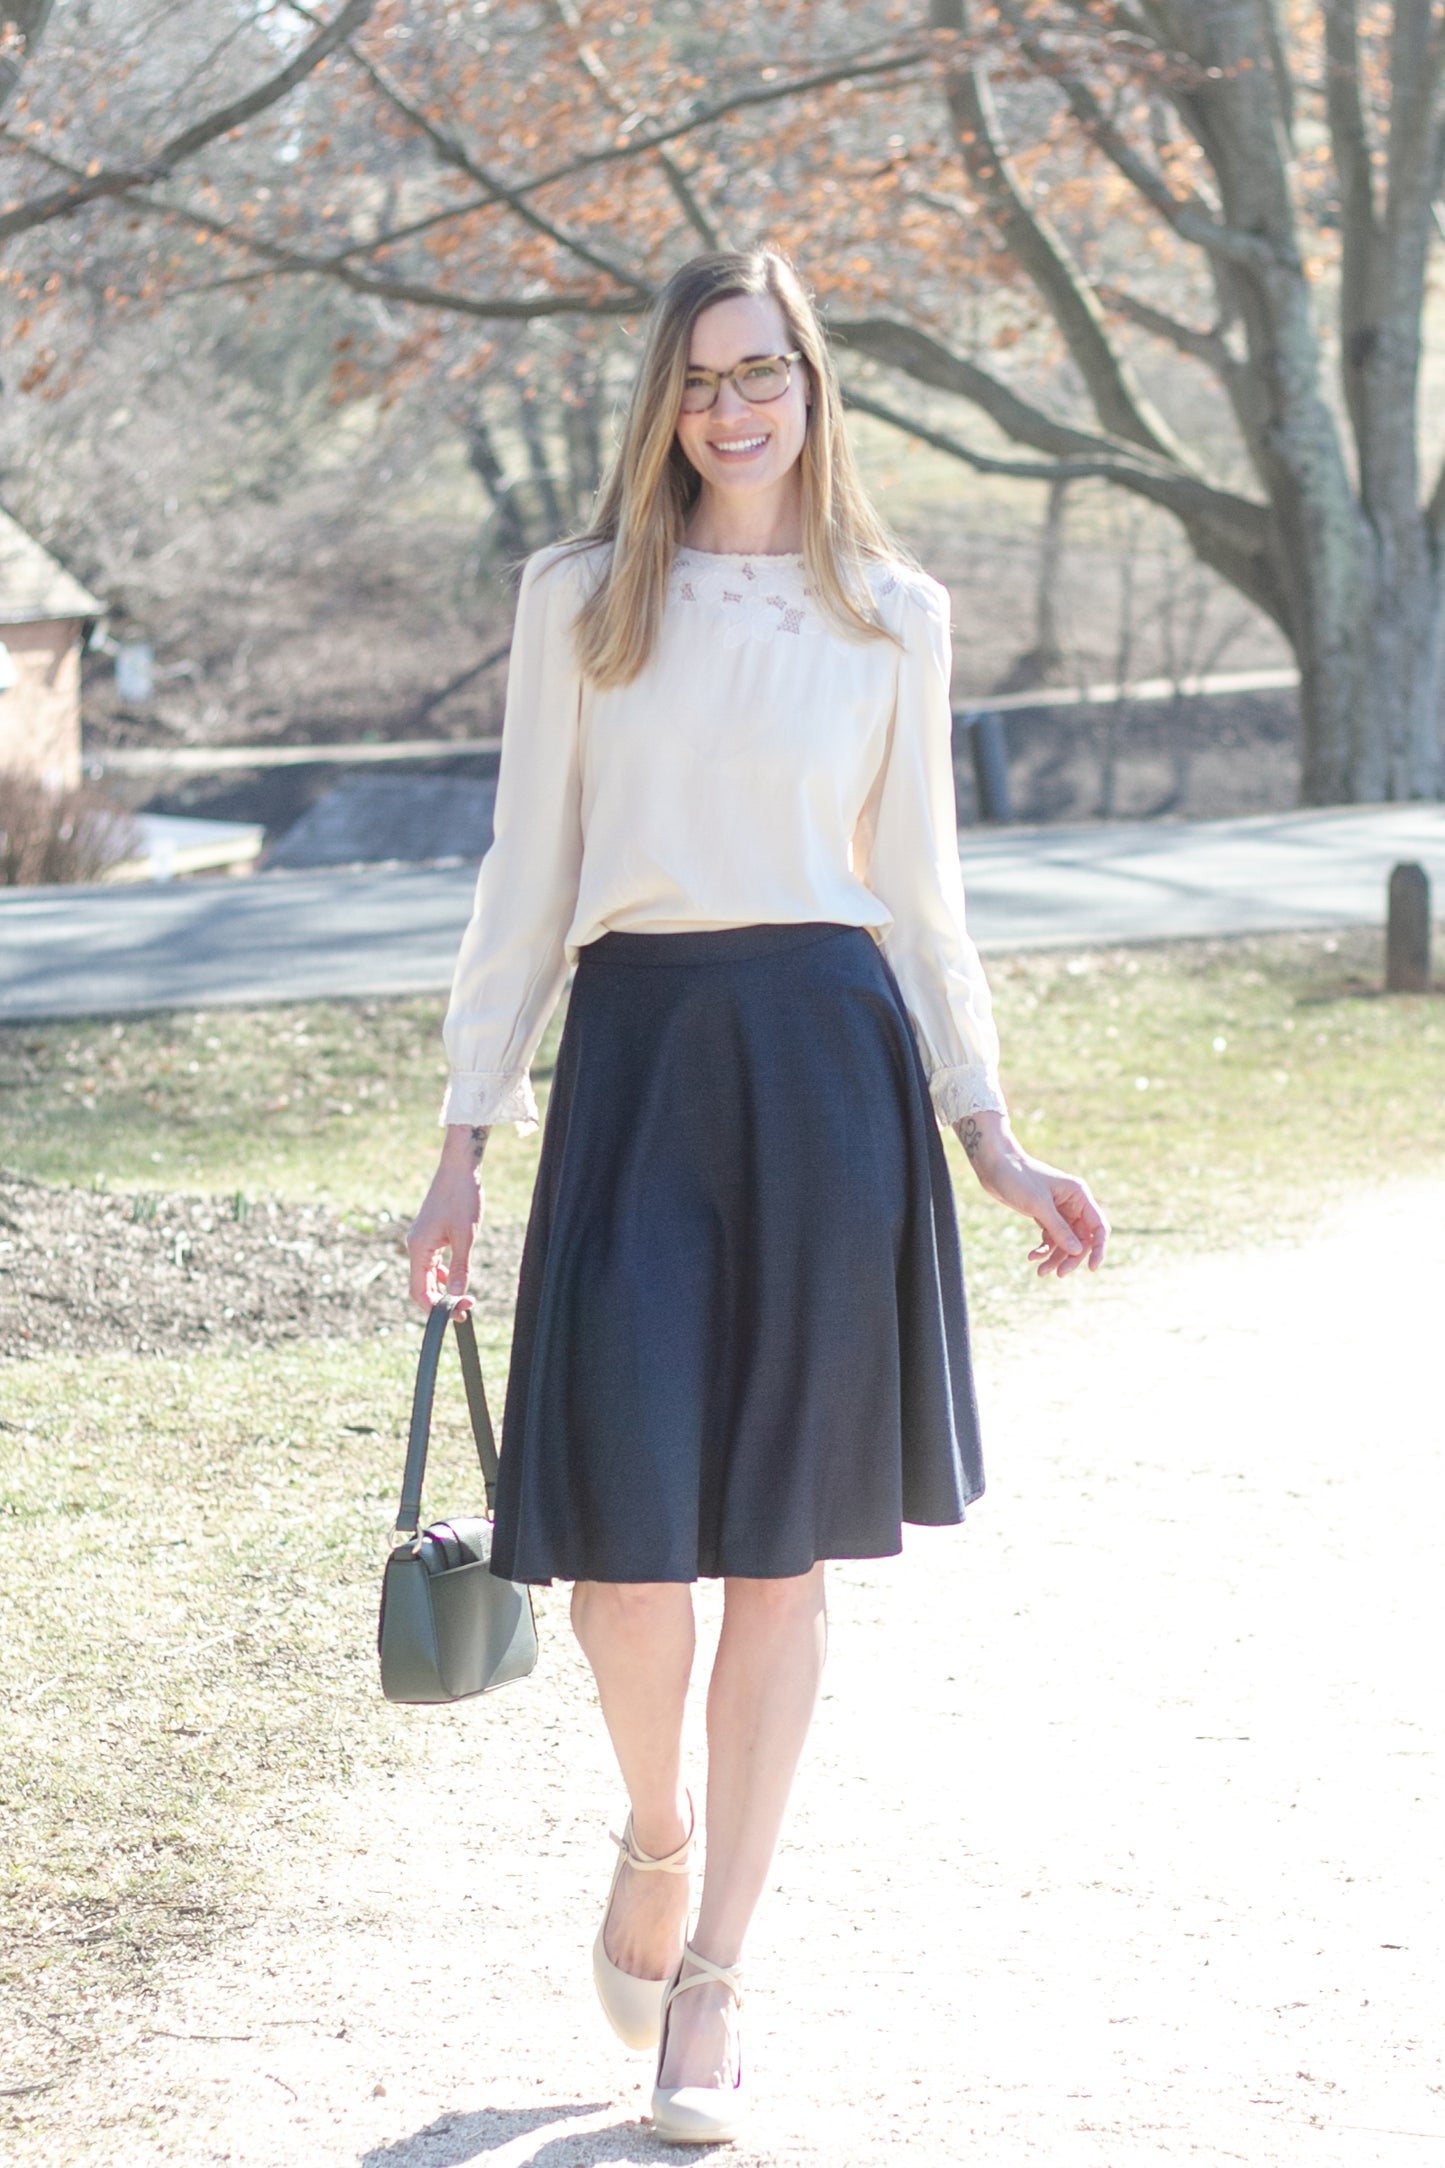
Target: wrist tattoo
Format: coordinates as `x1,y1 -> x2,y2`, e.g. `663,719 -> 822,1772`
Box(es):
959,1115 -> 983,1163
469,1124 -> 490,1165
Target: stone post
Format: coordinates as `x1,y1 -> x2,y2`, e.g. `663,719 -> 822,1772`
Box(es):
1385,862 -> 1431,993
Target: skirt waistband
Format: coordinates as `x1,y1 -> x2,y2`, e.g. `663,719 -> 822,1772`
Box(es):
577,922 -> 865,969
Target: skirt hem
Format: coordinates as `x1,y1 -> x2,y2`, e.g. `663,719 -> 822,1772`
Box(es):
489,1486 -> 983,1587
491,1538 -> 911,1589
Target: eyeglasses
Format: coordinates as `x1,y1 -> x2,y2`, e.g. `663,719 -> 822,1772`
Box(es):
679,350 -> 803,414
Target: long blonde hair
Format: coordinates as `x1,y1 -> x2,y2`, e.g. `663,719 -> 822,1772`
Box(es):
565,249 -> 903,688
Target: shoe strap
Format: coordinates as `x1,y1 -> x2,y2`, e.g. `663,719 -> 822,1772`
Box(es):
666,1941 -> 744,2012
610,1800 -> 694,1875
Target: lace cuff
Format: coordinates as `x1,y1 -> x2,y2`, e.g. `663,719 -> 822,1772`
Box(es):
929,1063 -> 1008,1128
438,1071 -> 540,1135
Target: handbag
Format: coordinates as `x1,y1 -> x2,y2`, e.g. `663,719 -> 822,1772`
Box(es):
376,1297 -> 538,1704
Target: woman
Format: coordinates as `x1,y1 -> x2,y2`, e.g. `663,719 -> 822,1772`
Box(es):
408,248 -> 1108,2145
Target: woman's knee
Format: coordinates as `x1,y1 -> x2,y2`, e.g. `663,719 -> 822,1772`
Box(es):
721,1562 -> 827,1628
571,1578 -> 693,1645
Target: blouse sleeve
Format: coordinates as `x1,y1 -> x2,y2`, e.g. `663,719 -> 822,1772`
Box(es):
866,574 -> 1008,1124
439,545 -> 586,1131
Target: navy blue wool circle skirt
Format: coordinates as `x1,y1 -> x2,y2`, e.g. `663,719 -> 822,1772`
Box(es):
489,923 -> 984,1584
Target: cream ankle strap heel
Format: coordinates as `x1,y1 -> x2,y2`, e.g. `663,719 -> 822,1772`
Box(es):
591,1799 -> 694,2051
650,1942 -> 746,2145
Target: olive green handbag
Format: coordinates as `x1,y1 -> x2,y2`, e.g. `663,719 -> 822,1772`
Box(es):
376,1298 -> 538,1704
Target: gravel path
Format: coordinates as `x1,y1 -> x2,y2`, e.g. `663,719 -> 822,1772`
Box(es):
18,1182 -> 1444,2166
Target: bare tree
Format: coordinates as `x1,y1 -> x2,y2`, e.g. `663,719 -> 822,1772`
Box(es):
5,4 -> 1444,801
842,3 -> 1445,803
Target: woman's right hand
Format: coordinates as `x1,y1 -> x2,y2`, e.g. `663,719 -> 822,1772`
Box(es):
406,1125 -> 487,1313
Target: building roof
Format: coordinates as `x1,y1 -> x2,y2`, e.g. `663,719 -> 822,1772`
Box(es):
0,507 -> 105,624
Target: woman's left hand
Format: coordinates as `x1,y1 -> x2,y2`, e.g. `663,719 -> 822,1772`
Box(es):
953,1110 -> 1109,1278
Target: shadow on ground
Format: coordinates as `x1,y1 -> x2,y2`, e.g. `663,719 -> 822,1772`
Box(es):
360,2102 -> 693,2166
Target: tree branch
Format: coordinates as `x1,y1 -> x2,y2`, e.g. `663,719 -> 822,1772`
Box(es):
286,2 -> 651,295
1383,3 -> 1445,241
1324,1 -> 1377,456
0,20 -> 939,281
846,385 -> 1267,544
496,43 -> 933,201
283,0 -> 931,208
123,191 -> 650,319
1324,0 -> 1374,218
654,155 -> 724,251
1006,53 -> 1176,227
0,137 -> 540,283
548,0 -> 723,250
830,313 -> 1177,464
844,385 -> 1141,482
848,385 -> 1284,625
0,0 -> 376,246
992,0 -> 1281,272
144,193 -> 512,299
408,640 -> 511,728
1257,0 -> 1296,148
1095,282 -> 1231,370
927,0 -> 1195,467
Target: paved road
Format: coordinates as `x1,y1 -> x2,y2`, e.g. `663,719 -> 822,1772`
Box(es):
2,803 -> 1442,1020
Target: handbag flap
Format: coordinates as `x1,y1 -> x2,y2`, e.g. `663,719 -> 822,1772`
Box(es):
415,1517 -> 493,1573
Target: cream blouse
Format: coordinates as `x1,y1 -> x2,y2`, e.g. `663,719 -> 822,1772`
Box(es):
440,540 -> 1006,1132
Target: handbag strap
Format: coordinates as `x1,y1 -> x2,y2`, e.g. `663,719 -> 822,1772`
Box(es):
394,1299 -> 501,1538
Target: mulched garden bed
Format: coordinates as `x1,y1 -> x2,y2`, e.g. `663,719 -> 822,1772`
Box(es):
0,1173 -> 526,1359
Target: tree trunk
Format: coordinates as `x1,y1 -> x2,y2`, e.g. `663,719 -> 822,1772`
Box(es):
517,393 -> 565,544
1283,525 -> 1443,803
1099,501 -> 1141,820
994,476 -> 1069,695
459,410 -> 529,564
1348,542 -> 1443,801
1035,476 -> 1067,675
562,372 -> 605,526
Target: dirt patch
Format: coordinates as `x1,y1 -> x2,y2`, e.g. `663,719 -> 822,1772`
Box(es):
0,1174 -> 526,1359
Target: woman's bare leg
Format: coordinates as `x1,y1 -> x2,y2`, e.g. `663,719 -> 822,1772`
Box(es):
570,1580 -> 696,1978
659,1563 -> 828,2089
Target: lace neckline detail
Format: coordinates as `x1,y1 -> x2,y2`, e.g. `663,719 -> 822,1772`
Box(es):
668,547 -> 816,648
665,548 -> 902,651
675,544 -> 805,564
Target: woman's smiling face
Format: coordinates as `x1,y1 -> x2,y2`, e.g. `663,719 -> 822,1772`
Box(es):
674,291 -> 810,507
